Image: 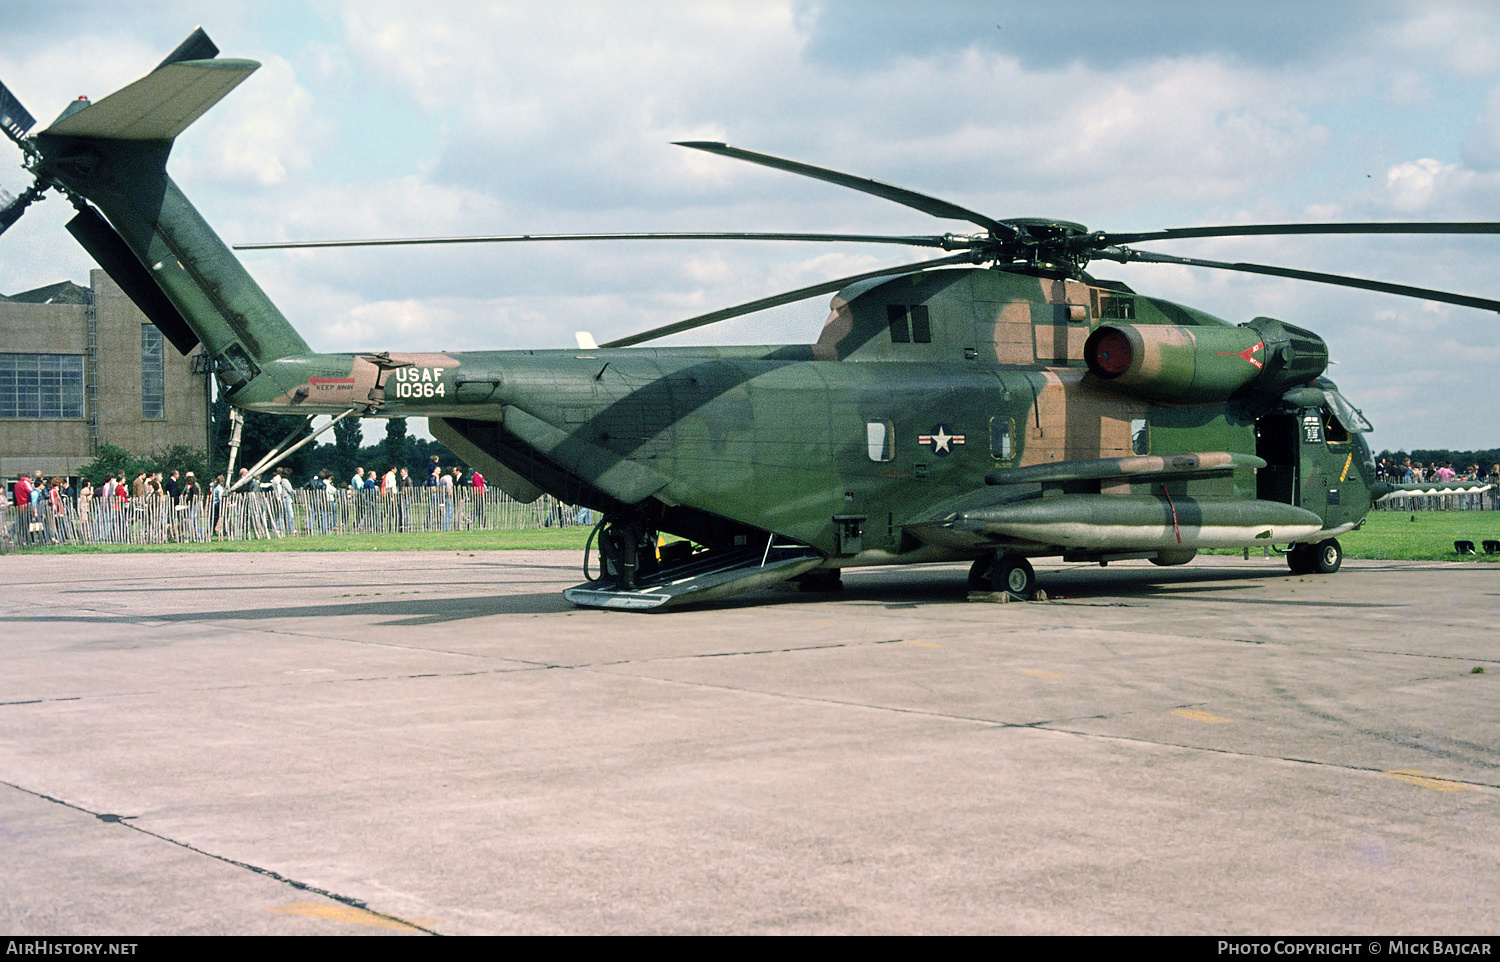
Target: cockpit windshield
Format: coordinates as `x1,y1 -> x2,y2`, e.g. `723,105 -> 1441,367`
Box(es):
1324,388 -> 1373,434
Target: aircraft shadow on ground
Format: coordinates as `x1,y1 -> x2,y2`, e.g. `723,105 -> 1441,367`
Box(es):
739,564 -> 1410,610
25,563 -> 1416,626
17,592 -> 578,627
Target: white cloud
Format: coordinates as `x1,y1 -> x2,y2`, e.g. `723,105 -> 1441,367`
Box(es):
1384,158 -> 1464,211
174,56 -> 326,188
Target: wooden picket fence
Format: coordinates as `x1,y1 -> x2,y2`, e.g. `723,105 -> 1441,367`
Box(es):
2,487 -> 589,550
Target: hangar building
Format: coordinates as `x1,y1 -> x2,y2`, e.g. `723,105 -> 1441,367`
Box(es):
1,269 -> 209,482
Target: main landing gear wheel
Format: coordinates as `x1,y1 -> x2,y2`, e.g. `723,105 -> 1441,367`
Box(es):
1287,538 -> 1341,575
596,518 -> 655,590
968,552 -> 1035,599
1310,538 -> 1342,573
794,568 -> 844,592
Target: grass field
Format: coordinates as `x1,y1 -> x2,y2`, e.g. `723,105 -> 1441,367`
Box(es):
8,509 -> 1500,562
1339,509 -> 1500,562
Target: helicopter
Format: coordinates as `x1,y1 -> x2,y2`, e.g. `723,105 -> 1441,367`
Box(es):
3,29 -> 1495,609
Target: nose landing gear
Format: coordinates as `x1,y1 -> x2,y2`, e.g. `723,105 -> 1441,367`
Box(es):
1287,538 -> 1342,575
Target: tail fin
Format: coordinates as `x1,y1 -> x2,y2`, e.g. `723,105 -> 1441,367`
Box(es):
28,30 -> 310,398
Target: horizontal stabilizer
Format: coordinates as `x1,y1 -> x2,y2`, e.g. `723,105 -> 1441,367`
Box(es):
67,205 -> 200,354
986,451 -> 1265,487
42,58 -> 257,142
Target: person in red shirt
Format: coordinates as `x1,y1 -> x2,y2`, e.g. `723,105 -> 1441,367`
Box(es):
13,473 -> 33,544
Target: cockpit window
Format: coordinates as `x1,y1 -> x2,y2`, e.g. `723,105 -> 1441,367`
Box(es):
1323,408 -> 1349,444
1324,389 -> 1373,434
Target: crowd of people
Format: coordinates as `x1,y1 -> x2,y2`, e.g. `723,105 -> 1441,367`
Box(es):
4,467 -> 205,547
10,452 -> 1495,549
4,454 -> 587,549
1375,458 -> 1499,486
1372,459 -> 1500,511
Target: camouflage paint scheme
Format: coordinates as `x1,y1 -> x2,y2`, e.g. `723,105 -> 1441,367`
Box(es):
18,36 -> 1383,607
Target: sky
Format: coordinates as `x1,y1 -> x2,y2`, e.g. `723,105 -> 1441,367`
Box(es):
2,0 -> 1498,453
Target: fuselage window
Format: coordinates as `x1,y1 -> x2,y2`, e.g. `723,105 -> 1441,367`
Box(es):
887,304 -> 932,344
867,419 -> 894,462
1100,296 -> 1136,320
909,305 -> 931,343
887,305 -> 910,343
1131,417 -> 1149,455
990,417 -> 1013,460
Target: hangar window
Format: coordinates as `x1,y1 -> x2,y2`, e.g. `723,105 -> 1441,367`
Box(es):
142,325 -> 165,420
0,353 -> 84,419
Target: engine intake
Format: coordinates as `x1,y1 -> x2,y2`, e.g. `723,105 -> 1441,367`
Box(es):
1083,316 -> 1327,403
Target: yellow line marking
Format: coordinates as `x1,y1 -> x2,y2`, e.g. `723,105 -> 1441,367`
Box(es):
810,621 -> 836,626
1170,708 -> 1234,724
268,901 -> 436,931
1017,669 -> 1067,680
903,639 -> 942,648
1383,770 -> 1475,792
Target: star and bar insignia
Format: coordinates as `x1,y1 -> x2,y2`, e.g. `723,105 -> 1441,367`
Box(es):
918,424 -> 965,457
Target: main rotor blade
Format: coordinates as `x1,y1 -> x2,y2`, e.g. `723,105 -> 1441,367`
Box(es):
1093,247 -> 1500,313
675,141 -> 1013,239
1095,222 -> 1500,246
233,231 -> 955,251
0,79 -> 35,143
600,251 -> 977,348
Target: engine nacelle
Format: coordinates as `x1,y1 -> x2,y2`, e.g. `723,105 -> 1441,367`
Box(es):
1083,316 -> 1327,403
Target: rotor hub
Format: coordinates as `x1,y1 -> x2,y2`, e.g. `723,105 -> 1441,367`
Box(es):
995,218 -> 1092,274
